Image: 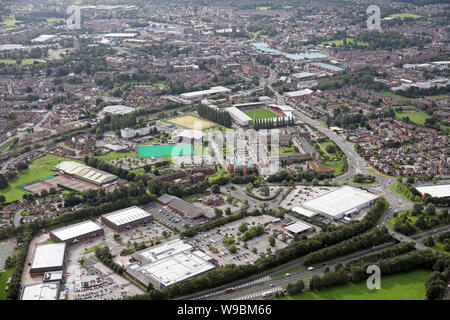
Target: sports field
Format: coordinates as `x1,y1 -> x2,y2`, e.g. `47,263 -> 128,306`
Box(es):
390,13 -> 422,19
20,174 -> 99,193
395,111 -> 431,125
276,269 -> 431,300
137,144 -> 194,158
244,109 -> 280,120
0,154 -> 82,202
167,115 -> 217,130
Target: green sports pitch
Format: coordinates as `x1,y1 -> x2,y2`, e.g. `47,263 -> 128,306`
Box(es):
137,144 -> 194,158
244,109 -> 280,120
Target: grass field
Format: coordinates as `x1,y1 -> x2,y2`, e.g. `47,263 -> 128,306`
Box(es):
276,269 -> 431,300
428,242 -> 450,255
321,38 -> 369,47
137,144 -> 194,158
395,111 -> 431,125
97,151 -> 136,162
0,154 -> 79,203
0,268 -> 13,300
378,91 -> 411,101
390,13 -> 422,19
244,109 -> 280,120
0,17 -> 22,26
257,6 -> 271,10
167,115 -> 217,130
0,59 -> 16,65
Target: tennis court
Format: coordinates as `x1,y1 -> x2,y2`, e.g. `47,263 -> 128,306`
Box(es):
137,144 -> 194,158
20,174 -> 99,193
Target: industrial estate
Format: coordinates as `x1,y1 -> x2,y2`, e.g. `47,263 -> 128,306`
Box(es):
0,0 -> 448,307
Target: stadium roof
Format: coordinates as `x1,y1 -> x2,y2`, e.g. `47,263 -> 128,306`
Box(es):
51,220 -> 103,242
31,243 -> 66,270
226,106 -> 252,122
300,186 -> 379,218
102,206 -> 152,227
284,221 -> 313,234
21,283 -> 59,300
415,184 -> 450,198
103,105 -> 136,115
54,161 -> 117,185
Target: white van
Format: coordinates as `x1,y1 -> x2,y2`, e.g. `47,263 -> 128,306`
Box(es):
308,267 -> 315,271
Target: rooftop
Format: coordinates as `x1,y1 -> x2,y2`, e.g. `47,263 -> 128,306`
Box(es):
51,220 -> 103,242
31,243 -> 66,270
284,221 -> 313,234
21,283 -> 59,300
415,184 -> 450,198
102,206 -> 152,227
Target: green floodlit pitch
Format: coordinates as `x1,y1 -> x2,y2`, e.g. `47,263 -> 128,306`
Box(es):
137,144 -> 194,158
244,109 -> 280,120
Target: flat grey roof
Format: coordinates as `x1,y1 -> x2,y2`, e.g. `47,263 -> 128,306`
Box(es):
301,186 -> 379,217
102,206 -> 152,227
31,243 -> 66,270
284,221 -> 312,234
51,220 -> 103,242
21,283 -> 59,300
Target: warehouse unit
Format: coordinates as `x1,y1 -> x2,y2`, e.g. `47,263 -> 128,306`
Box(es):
416,184 -> 450,198
284,221 -> 313,236
103,105 -> 136,115
300,186 -> 379,221
21,282 -> 60,300
50,220 -> 104,244
30,243 -> 67,277
54,161 -> 118,186
127,239 -> 216,290
101,206 -> 153,232
180,86 -> 231,101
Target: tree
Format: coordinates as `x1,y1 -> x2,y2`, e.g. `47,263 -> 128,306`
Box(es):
225,207 -> 232,215
425,204 -> 436,215
228,244 -> 237,253
269,236 -> 276,247
211,184 -> 220,194
0,195 -> 5,203
423,236 -> 434,247
312,178 -> 319,186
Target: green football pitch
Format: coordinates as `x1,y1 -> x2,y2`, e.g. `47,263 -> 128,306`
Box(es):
244,109 -> 280,120
137,144 -> 194,158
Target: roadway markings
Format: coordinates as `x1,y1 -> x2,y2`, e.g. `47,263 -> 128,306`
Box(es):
233,287 -> 283,300
192,276 -> 271,300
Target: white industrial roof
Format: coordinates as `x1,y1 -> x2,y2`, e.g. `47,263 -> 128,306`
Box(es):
416,184 -> 450,198
31,35 -> 57,42
102,206 -> 152,227
292,206 -> 317,217
300,186 -> 379,217
103,33 -> 137,38
21,283 -> 59,300
51,220 -> 102,242
180,86 -> 231,99
226,106 -> 252,121
103,105 -> 136,115
31,243 -> 66,270
54,161 -> 117,185
174,129 -> 205,140
134,239 -> 192,264
284,221 -> 313,234
136,250 -> 215,287
285,89 -> 313,97
269,104 -> 294,111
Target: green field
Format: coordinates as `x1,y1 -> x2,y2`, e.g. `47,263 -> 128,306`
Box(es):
390,13 -> 422,19
276,269 -> 431,300
0,268 -> 14,300
257,6 -> 271,10
0,59 -> 16,65
137,144 -> 194,158
321,38 -> 369,47
0,17 -> 22,26
97,151 -> 136,162
394,111 -> 431,125
378,91 -> 411,101
322,160 -> 346,176
0,154 -> 79,203
244,109 -> 280,120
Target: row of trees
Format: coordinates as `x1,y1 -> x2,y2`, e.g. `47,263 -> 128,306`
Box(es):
197,105 -> 232,127
84,156 -> 136,182
252,117 -> 295,130
95,246 -> 124,274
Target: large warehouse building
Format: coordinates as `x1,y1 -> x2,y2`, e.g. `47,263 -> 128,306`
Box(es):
416,184 -> 450,198
101,206 -> 153,232
50,220 -> 104,244
180,86 -> 231,101
126,239 -> 217,290
103,105 -> 136,115
300,186 -> 379,221
30,243 -> 67,277
157,194 -> 207,220
54,161 -> 118,186
21,282 -> 60,300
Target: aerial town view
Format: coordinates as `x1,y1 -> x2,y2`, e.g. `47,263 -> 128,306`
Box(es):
0,0 -> 448,312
